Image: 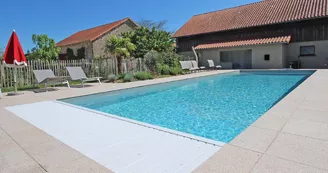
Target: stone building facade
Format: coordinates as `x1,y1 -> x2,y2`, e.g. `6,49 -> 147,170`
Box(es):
57,18 -> 137,60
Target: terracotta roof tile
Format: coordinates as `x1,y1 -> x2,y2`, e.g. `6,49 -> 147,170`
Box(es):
57,18 -> 137,47
194,35 -> 291,50
173,0 -> 328,37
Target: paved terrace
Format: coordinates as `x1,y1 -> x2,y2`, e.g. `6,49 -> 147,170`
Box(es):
1,69 -> 328,173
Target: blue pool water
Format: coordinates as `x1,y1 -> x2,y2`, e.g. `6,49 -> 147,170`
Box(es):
62,70 -> 314,143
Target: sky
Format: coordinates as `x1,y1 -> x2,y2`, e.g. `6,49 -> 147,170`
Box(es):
0,0 -> 259,52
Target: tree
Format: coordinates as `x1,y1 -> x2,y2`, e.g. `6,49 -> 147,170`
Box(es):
105,35 -> 136,73
27,34 -> 61,60
0,48 -> 3,60
138,19 -> 168,31
122,27 -> 175,58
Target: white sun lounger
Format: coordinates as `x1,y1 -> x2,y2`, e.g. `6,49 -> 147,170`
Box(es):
33,70 -> 70,92
66,67 -> 102,87
207,60 -> 222,70
191,61 -> 205,71
179,61 -> 192,72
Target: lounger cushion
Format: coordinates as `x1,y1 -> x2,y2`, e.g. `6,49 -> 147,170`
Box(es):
179,61 -> 193,70
33,70 -> 66,84
66,67 -> 88,80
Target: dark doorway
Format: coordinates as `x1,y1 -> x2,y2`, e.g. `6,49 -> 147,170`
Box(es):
220,50 -> 252,69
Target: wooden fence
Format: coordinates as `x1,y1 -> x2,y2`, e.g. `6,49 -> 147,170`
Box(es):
0,58 -> 147,88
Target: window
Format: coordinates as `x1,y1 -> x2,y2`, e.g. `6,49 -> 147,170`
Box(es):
264,54 -> 270,61
300,46 -> 315,56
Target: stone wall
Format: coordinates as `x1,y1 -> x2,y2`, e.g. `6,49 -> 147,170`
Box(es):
59,42 -> 93,59
59,20 -> 137,59
92,20 -> 137,58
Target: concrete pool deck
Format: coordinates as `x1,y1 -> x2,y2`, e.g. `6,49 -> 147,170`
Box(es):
1,69 -> 328,172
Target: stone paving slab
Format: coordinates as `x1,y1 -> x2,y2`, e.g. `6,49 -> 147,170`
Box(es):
193,145 -> 262,173
266,133 -> 328,170
251,112 -> 290,131
230,126 -> 278,153
282,117 -> 328,141
251,155 -> 328,173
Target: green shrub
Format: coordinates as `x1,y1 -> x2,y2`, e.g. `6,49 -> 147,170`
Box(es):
144,51 -> 163,73
160,64 -> 170,75
160,52 -> 183,68
134,72 -> 154,80
107,74 -> 116,82
123,73 -> 134,82
117,73 -> 125,80
169,67 -> 183,76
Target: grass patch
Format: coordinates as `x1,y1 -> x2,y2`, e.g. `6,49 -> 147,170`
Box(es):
134,72 -> 154,80
1,73 -> 184,92
1,81 -> 86,93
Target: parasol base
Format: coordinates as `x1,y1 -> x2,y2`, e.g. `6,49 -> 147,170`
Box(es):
7,92 -> 24,96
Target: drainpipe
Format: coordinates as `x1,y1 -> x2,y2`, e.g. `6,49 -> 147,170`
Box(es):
192,46 -> 199,63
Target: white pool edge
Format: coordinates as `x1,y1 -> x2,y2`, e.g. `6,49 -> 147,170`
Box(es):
55,100 -> 226,147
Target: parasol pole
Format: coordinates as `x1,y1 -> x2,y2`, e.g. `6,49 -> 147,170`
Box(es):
13,29 -> 18,93
13,67 -> 17,93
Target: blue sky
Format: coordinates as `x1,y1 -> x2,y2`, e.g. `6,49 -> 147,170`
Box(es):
0,0 -> 259,52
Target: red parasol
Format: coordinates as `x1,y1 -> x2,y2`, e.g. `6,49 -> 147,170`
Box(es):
2,30 -> 27,94
3,30 -> 27,67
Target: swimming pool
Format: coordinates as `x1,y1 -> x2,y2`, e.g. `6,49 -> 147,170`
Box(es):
61,70 -> 314,143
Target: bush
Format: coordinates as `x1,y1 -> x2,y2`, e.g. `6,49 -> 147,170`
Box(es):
107,74 -> 116,82
123,73 -> 134,82
160,64 -> 170,75
160,52 -> 183,68
134,72 -> 154,80
117,73 -> 125,80
144,51 -> 162,73
169,67 -> 183,76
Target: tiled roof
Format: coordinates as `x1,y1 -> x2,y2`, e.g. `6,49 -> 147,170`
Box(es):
173,0 -> 328,37
57,18 -> 137,47
194,36 -> 291,50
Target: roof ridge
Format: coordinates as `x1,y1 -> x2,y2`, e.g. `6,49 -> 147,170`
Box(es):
57,17 -> 135,46
78,17 -> 129,33
90,18 -> 130,41
193,0 -> 265,17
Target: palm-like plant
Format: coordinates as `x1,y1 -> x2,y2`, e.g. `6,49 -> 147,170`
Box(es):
106,35 -> 136,73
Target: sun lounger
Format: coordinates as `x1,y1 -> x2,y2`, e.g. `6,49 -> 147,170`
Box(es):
33,70 -> 69,92
207,60 -> 222,70
191,61 -> 205,71
179,61 -> 193,73
66,67 -> 102,87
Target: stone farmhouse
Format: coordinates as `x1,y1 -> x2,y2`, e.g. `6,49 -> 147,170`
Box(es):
57,18 -> 138,60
